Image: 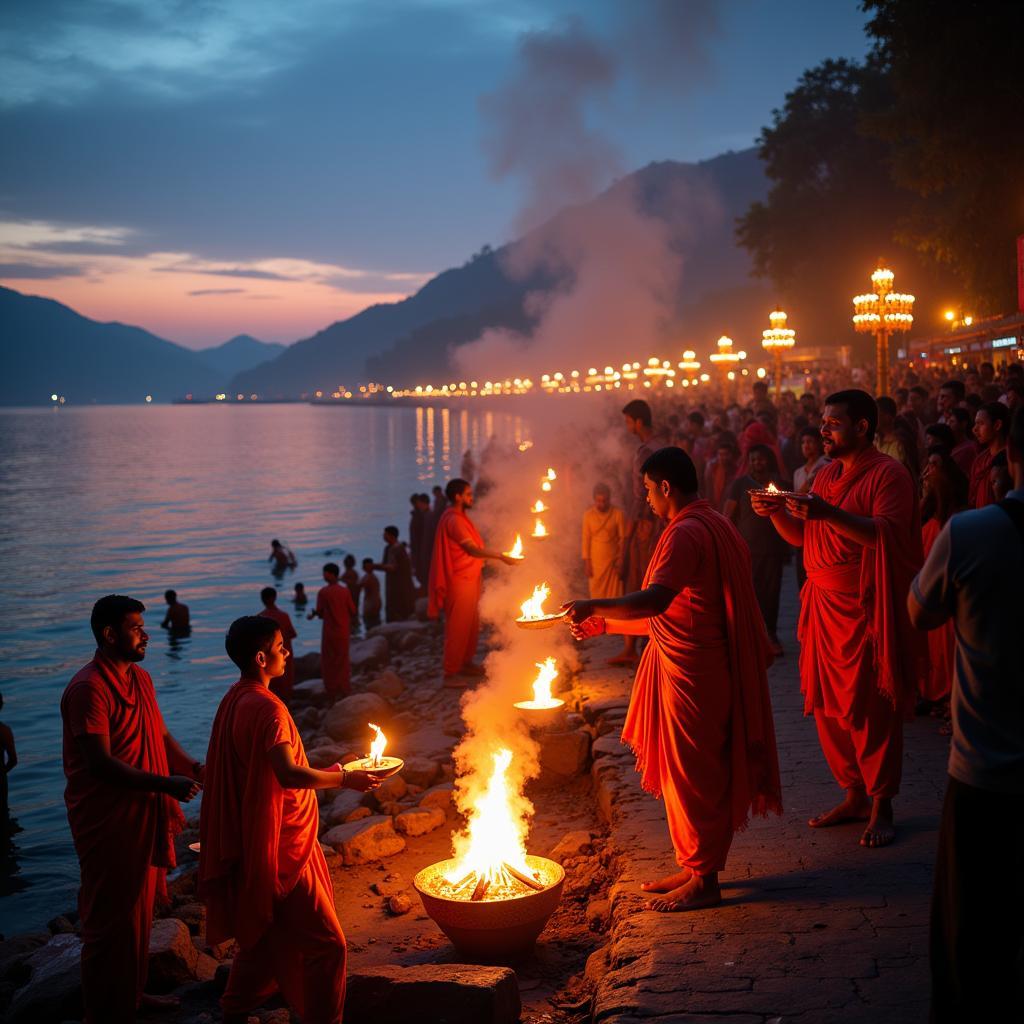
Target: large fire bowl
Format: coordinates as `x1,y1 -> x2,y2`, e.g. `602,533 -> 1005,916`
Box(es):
414,855 -> 565,961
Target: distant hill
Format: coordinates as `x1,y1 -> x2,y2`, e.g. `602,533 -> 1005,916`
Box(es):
196,334 -> 286,380
235,148 -> 772,395
0,286 -> 221,405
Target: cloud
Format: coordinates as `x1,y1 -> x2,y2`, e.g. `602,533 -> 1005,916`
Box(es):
187,287 -> 245,296
0,261 -> 82,278
157,266 -> 294,281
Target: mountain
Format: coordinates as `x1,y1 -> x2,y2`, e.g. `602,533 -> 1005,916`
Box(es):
235,148 -> 772,396
196,334 -> 285,379
0,286 -> 221,405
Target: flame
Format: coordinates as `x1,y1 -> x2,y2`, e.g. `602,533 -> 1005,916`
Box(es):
519,582 -> 551,620
531,499 -> 548,513
540,480 -> 552,492
506,534 -> 524,559
531,518 -> 548,538
367,722 -> 387,767
445,748 -> 530,883
546,468 -> 557,481
529,657 -> 560,708
766,481 -> 780,494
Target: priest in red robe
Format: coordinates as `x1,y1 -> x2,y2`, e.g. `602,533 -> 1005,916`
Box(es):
62,595 -> 203,1023
565,447 -> 782,912
753,389 -> 925,848
200,616 -> 377,1024
259,586 -> 297,700
427,478 -> 518,685
308,563 -> 356,699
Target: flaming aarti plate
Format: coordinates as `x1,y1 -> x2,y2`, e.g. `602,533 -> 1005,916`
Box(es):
343,755 -> 404,779
515,609 -> 567,630
747,485 -> 799,499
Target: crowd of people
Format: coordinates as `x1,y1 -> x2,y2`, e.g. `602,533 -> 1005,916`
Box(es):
9,357 -> 1017,1024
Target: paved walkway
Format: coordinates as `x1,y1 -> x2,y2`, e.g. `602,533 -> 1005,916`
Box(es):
575,570 -> 946,1024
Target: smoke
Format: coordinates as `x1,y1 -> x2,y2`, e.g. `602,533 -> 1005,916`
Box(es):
456,1 -> 722,382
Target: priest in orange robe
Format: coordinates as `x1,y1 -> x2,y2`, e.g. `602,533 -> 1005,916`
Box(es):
753,389 -> 925,848
308,563 -> 356,699
565,447 -> 782,912
259,586 -> 297,700
200,616 -> 377,1024
62,595 -> 203,1023
427,478 -> 519,685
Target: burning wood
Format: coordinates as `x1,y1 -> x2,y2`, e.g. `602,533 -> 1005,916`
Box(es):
471,876 -> 490,901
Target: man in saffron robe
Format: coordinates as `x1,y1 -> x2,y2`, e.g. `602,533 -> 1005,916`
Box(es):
581,482 -> 625,600
967,401 -> 1009,508
428,478 -> 518,684
308,563 -> 356,699
259,586 -> 297,700
753,389 -> 925,847
200,616 -> 377,1024
62,595 -> 203,1023
565,447 -> 782,912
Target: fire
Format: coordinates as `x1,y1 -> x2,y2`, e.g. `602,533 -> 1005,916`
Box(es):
531,518 -> 548,538
367,722 -> 387,767
766,481 -> 780,494
531,499 -> 548,513
541,480 -> 552,492
519,582 -> 551,620
522,657 -> 560,709
546,468 -> 556,481
445,748 -> 530,885
505,534 -> 524,560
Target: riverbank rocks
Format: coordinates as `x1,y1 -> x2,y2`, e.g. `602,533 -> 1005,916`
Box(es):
369,773 -> 408,806
293,677 -> 326,700
400,756 -> 439,788
346,964 -> 520,1024
387,893 -> 413,916
292,652 -> 322,684
548,831 -> 595,863
351,635 -> 389,670
323,789 -> 365,826
7,933 -> 82,1022
394,805 -> 446,837
367,670 -> 404,699
324,692 -> 390,741
147,918 -> 217,991
322,816 -> 406,865
418,783 -> 455,811
537,729 -> 591,783
307,742 -> 350,769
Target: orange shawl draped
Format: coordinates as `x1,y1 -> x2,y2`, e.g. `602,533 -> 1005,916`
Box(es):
427,507 -> 483,617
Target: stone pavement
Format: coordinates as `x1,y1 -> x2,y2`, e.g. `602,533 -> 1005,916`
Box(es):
574,571 -> 947,1024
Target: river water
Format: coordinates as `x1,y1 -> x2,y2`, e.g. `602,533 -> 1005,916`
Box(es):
0,403 -> 531,934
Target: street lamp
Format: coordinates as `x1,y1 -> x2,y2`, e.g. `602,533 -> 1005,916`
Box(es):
761,308 -> 795,399
709,335 -> 742,397
852,260 -> 914,397
677,349 -> 701,381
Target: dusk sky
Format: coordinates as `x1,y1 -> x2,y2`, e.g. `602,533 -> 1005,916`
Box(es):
0,0 -> 869,348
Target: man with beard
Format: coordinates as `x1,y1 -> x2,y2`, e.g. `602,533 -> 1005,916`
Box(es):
62,595 -> 203,1023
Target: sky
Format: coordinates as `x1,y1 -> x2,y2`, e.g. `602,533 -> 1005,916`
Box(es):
0,0 -> 870,348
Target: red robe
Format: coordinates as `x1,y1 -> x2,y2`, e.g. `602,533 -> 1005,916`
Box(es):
799,448 -> 925,797
200,680 -> 346,1024
617,501 -> 782,874
917,518 -> 954,702
315,583 -> 355,697
428,508 -> 484,674
260,604 -> 297,700
61,652 -> 185,1023
967,445 -> 999,508
739,420 -> 784,475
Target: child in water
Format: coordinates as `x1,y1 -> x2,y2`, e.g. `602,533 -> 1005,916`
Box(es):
292,582 -> 308,607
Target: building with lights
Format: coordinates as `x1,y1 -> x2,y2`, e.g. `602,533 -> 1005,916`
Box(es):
899,311 -> 1024,371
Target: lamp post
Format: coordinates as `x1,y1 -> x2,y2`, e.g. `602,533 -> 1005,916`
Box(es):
709,335 -> 743,399
852,260 -> 914,397
677,349 -> 701,384
761,309 -> 795,400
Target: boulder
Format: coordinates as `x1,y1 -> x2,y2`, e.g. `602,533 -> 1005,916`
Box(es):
580,696 -> 629,723
586,897 -> 611,931
371,875 -> 407,897
46,915 -> 75,934
548,830 -> 595,863
323,692 -> 390,742
295,705 -> 322,731
323,789 -> 365,826
591,734 -> 630,760
367,620 -> 432,639
293,677 -> 326,699
346,965 -> 520,1024
7,933 -> 82,1023
387,893 -> 413,915
292,652 -> 322,684
147,917 -> 217,991
400,756 -> 439,788
369,774 -> 408,806
418,783 -> 455,811
394,805 -> 446,837
345,806 -> 372,823
537,729 -> 591,782
367,670 -> 405,699
307,742 -> 350,769
322,816 -> 406,865
398,630 -> 425,651
351,635 -> 389,670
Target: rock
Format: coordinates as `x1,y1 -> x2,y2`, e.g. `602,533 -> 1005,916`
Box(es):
307,742 -> 349,769
400,756 -> 439,788
147,917 -> 217,991
591,734 -> 630,759
414,596 -> 429,621
46,915 -> 75,935
7,933 -> 82,1023
292,652 -> 322,684
376,800 -> 403,817
584,945 -> 611,985
345,806 -> 372,823
346,964 -> 520,1024
292,676 -> 326,699
387,894 -> 413,915
398,630 -> 425,651
586,897 -> 611,931
372,875 -> 406,897
548,830 -> 595,863
581,696 -> 629,723
394,805 -> 446,837
351,635 -> 390,670
323,789 -> 365,825
367,669 -> 405,698
418,783 -> 455,810
322,816 -> 406,865
399,725 -> 457,762
175,901 -> 207,934
368,619 -> 433,639
295,705 -> 322,731
323,692 -> 391,742
537,729 -> 591,782
370,774 -> 409,805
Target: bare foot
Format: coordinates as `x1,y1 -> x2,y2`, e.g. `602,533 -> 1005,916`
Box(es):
860,798 -> 896,848
640,868 -> 692,893
808,789 -> 870,829
607,653 -> 638,667
140,993 -> 180,1012
646,872 -> 721,912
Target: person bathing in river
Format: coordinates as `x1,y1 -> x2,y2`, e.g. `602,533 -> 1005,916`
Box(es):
564,447 -> 782,912
160,589 -> 190,632
292,582 -> 308,607
269,539 -> 297,573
